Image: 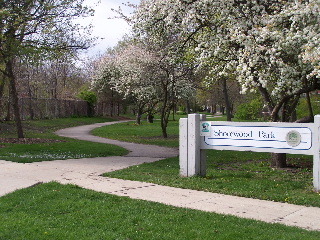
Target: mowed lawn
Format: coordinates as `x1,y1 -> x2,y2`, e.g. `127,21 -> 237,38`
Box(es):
0,182 -> 319,240
1,115 -> 320,238
0,117 -> 128,162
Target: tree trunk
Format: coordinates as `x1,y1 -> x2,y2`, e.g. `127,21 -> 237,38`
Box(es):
160,93 -> 170,138
160,96 -> 170,138
87,102 -> 94,117
212,104 -> 216,114
306,92 -> 314,119
221,106 -> 225,115
271,153 -> 287,168
172,102 -> 176,121
222,78 -> 232,121
7,59 -> 24,138
161,108 -> 170,138
110,90 -> 114,117
136,113 -> 141,125
270,105 -> 287,168
0,77 -> 5,119
27,86 -> 34,120
6,97 -> 11,121
147,114 -> 154,123
0,77 -> 4,99
135,101 -> 146,125
135,107 -> 142,125
186,100 -> 191,114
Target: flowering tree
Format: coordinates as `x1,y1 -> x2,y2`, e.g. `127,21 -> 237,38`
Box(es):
132,0 -> 320,118
233,0 -> 320,123
123,1 -> 198,137
93,40 -> 195,138
129,0 -> 320,167
92,44 -> 161,124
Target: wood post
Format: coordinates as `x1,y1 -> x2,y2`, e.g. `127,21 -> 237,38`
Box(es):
180,114 -> 206,177
313,115 -> 320,191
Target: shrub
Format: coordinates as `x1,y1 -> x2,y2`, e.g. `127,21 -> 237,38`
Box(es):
234,98 -> 263,120
77,89 -> 97,117
296,94 -> 320,119
78,90 -> 97,105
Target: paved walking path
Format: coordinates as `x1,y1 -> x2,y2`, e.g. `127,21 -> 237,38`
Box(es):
1,121 -> 320,231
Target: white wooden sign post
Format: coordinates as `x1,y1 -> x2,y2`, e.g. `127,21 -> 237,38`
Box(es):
179,114 -> 320,191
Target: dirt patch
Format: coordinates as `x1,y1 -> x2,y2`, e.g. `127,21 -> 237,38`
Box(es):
0,122 -> 16,134
214,157 -> 312,174
112,116 -> 133,121
141,135 -> 179,140
0,138 -> 65,144
286,157 -> 313,170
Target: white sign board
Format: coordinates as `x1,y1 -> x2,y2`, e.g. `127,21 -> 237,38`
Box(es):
180,114 -> 320,191
201,123 -> 314,155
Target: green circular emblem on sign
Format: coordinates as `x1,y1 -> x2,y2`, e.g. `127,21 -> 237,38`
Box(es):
286,130 -> 301,147
201,122 -> 210,133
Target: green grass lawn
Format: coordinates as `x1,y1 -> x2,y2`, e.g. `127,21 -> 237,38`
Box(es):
0,182 -> 319,240
1,115 -> 320,237
0,140 -> 127,163
0,117 -> 128,162
1,117 -> 114,138
92,120 -> 179,147
92,117 -> 320,207
91,114 -> 227,148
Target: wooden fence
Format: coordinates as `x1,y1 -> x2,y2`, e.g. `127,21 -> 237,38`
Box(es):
0,97 -> 123,120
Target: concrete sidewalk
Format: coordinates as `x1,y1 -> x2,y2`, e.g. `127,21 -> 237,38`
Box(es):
1,121 -> 320,231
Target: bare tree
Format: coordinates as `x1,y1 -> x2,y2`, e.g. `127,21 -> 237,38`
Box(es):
0,0 -> 94,137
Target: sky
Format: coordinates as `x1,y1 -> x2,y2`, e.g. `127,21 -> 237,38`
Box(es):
80,0 -> 141,58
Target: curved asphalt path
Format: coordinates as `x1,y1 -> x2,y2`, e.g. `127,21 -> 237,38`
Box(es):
1,120 -> 320,231
55,121 -> 179,158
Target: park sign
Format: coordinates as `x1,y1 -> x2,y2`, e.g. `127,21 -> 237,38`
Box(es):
179,114 -> 320,191
200,122 -> 313,154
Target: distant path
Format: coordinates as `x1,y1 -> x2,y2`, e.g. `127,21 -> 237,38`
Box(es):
55,121 -> 179,158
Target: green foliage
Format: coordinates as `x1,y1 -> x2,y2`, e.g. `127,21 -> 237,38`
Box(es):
234,98 -> 263,120
296,94 -> 320,119
77,89 -> 97,105
176,106 -> 187,115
